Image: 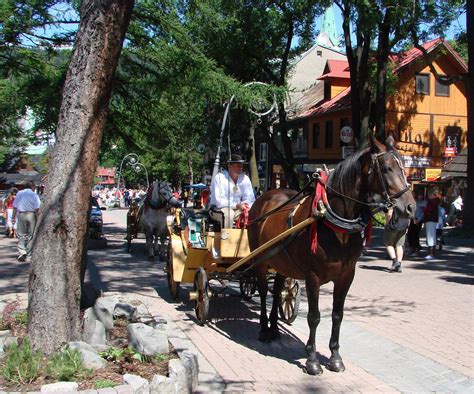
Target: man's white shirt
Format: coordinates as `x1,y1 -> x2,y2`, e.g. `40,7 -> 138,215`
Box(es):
210,170 -> 255,209
13,189 -> 41,212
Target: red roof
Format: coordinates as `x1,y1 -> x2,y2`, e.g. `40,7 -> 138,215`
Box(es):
318,59 -> 350,80
97,167 -> 115,177
293,38 -> 467,120
391,38 -> 467,73
299,87 -> 352,118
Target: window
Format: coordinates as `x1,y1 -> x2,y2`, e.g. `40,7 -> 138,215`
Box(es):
435,76 -> 450,97
312,123 -> 320,149
316,50 -> 322,57
415,74 -> 430,95
325,120 -> 333,148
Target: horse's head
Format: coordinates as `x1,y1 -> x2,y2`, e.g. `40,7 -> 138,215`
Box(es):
149,181 -> 182,209
364,135 -> 416,218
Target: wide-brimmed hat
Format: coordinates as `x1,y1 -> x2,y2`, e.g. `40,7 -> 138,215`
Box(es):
227,154 -> 246,164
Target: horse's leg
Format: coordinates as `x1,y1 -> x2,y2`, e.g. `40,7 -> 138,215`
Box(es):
255,266 -> 271,342
327,267 -> 355,372
268,273 -> 285,340
145,227 -> 154,260
305,271 -> 323,375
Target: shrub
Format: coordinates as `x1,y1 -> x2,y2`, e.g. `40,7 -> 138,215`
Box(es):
46,347 -> 91,381
2,337 -> 43,385
94,380 -> 116,389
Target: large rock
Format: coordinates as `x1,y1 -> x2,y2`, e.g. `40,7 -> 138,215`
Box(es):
114,303 -> 136,320
169,358 -> 189,393
123,373 -> 149,394
150,374 -> 178,393
68,341 -> 107,370
41,381 -> 78,392
128,323 -> 168,355
181,349 -> 199,391
93,297 -> 117,330
82,308 -> 106,345
0,330 -> 17,356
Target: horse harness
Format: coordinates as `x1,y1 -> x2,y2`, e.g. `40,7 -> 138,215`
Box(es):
145,182 -> 175,210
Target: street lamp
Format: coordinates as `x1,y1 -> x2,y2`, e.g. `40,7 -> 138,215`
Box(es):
133,162 -> 149,189
117,153 -> 139,193
211,82 -> 277,182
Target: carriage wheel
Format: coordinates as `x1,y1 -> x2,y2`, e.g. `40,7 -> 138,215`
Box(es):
239,276 -> 257,300
166,242 -> 180,300
279,278 -> 300,324
194,268 -> 209,325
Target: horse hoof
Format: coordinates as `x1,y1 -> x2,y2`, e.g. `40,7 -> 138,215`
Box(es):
327,357 -> 346,372
305,360 -> 323,375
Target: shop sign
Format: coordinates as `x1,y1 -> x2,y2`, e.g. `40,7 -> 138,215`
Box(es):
340,126 -> 353,143
444,147 -> 456,157
425,168 -> 441,181
402,156 -> 430,168
342,146 -> 355,159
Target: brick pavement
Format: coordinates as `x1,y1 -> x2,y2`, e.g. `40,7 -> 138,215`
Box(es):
1,210 -> 473,392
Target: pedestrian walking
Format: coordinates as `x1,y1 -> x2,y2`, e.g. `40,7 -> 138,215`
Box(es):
12,181 -> 41,262
407,193 -> 426,256
4,190 -> 17,238
384,207 -> 409,273
421,187 -> 440,260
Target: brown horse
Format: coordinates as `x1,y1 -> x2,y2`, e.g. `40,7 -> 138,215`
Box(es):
247,135 -> 415,375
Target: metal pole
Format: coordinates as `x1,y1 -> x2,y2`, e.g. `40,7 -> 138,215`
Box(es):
212,95 -> 235,182
117,153 -> 138,194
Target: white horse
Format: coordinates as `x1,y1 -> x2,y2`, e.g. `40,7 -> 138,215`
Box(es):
137,181 -> 181,260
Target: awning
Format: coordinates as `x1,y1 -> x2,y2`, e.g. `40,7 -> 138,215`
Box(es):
441,147 -> 467,179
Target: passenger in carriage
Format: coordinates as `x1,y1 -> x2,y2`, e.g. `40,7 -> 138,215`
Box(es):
210,154 -> 255,228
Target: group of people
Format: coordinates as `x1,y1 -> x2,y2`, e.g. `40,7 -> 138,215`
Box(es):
384,187 -> 462,273
2,182 -> 41,262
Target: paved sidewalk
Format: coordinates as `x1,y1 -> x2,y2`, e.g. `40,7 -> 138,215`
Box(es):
1,210 -> 473,392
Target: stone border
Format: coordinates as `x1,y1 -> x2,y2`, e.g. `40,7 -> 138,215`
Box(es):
0,292 -> 201,394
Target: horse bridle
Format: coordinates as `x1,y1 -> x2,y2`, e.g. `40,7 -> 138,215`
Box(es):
149,182 -> 175,209
369,150 -> 411,210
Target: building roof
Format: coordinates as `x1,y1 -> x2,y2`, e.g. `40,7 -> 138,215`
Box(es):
286,82 -> 325,120
97,167 -> 115,177
391,38 -> 467,74
441,147 -> 467,178
318,59 -> 350,80
289,38 -> 467,122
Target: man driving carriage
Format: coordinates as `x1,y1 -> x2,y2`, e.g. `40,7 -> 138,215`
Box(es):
210,154 -> 255,228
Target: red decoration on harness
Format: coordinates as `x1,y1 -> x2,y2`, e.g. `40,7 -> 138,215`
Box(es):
310,172 -> 328,254
364,218 -> 373,246
236,206 -> 249,229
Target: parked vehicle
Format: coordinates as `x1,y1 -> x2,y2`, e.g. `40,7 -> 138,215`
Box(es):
89,196 -> 106,239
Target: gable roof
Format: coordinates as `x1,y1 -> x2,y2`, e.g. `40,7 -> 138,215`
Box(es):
290,38 -> 467,121
392,38 -> 467,74
318,59 -> 350,80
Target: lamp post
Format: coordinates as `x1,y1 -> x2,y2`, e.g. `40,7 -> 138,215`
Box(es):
117,153 -> 139,193
211,82 -> 277,183
133,162 -> 149,189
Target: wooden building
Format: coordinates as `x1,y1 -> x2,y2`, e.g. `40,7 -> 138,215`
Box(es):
271,38 -> 468,188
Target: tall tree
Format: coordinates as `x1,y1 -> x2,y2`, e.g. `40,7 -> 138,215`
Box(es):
28,0 -> 134,354
335,0 -> 465,141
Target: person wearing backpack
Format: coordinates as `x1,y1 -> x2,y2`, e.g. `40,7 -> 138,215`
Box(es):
384,206 -> 410,273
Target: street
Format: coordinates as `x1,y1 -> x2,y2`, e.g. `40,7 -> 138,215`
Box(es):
1,208 -> 473,392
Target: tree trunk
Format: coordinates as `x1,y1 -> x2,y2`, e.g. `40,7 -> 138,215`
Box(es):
277,103 -> 300,190
28,0 -> 134,354
464,0 -> 473,228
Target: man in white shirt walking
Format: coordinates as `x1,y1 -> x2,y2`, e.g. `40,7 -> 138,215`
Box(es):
210,154 -> 255,228
13,181 -> 41,262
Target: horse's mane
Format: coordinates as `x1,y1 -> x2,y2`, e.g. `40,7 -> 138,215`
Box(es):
328,145 -> 370,197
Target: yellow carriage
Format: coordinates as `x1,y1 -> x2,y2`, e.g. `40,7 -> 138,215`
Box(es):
165,207 -> 302,325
